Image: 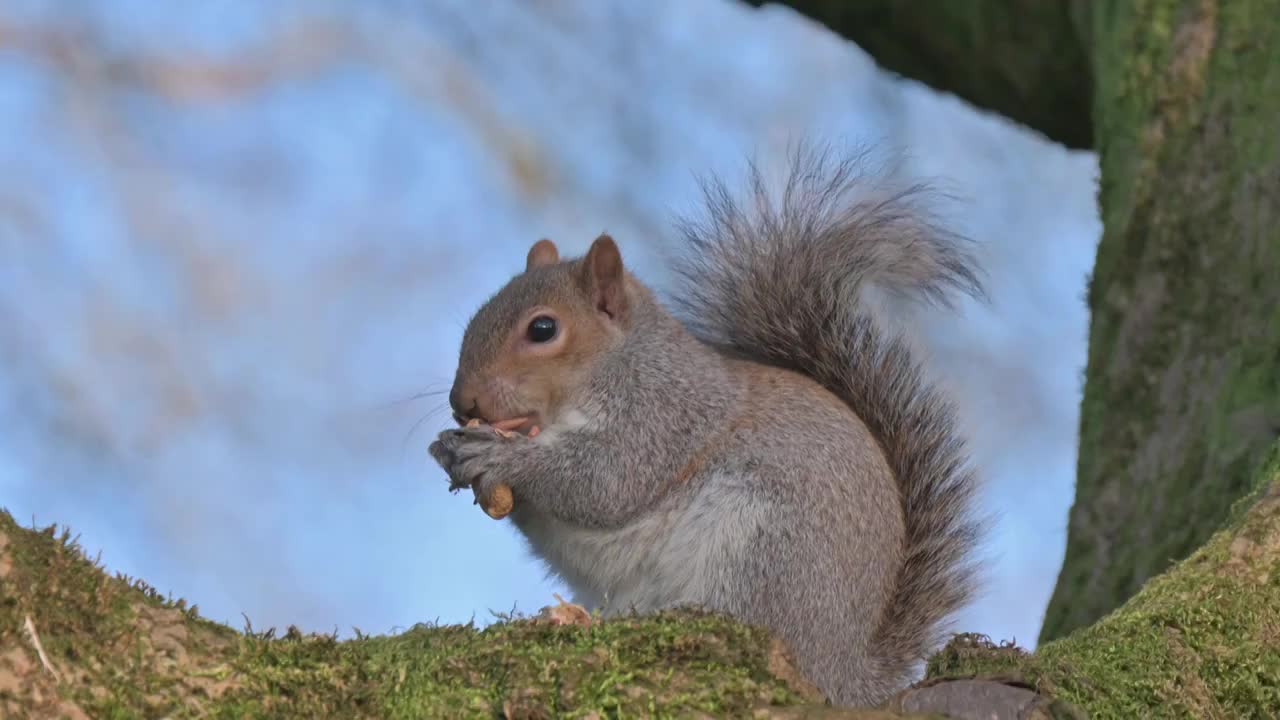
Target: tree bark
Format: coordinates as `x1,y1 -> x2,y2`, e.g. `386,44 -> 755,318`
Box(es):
930,447 -> 1280,717
1040,0 -> 1280,642
747,1 -> 1094,149
757,0 -> 1280,644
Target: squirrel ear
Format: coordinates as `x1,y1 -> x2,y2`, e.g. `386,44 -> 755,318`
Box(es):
582,234 -> 627,319
526,238 -> 559,271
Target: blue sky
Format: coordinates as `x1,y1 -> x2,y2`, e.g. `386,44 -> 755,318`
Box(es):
0,0 -> 1099,648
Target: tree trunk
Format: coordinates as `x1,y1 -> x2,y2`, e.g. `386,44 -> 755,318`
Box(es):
755,0 -> 1280,644
747,0 -> 1094,149
1041,0 -> 1280,642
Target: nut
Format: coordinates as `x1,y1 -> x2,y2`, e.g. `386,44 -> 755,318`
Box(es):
481,483 -> 514,519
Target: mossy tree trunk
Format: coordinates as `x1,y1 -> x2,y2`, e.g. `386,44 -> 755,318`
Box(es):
1041,0 -> 1280,642
755,0 -> 1280,643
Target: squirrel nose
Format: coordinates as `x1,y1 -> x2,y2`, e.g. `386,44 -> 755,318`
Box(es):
449,384 -> 476,426
448,386 -> 466,426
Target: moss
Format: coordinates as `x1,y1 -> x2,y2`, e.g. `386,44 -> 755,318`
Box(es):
5,445 -> 1279,718
925,634 -> 1030,680
8,453 -> 1278,719
0,508 -> 906,719
1043,0 -> 1280,642
221,609 -> 831,718
936,447 -> 1280,718
0,517 -> 239,719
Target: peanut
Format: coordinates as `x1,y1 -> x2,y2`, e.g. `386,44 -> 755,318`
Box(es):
458,417 -> 520,520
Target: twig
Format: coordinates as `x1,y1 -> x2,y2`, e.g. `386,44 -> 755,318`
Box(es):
22,615 -> 62,682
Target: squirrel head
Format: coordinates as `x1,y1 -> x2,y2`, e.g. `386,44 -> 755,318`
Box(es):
448,234 -> 634,434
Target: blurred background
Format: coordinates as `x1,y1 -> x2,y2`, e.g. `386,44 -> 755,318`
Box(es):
0,0 -> 1099,647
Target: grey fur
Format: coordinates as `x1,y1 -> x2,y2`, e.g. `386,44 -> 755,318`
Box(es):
672,144 -> 986,701
431,144 -> 985,708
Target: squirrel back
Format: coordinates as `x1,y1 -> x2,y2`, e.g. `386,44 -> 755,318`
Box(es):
672,144 -> 985,687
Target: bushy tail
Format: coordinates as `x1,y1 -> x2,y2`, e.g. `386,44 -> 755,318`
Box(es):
672,144 -> 985,690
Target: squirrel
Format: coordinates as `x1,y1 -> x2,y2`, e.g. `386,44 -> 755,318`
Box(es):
429,146 -> 985,708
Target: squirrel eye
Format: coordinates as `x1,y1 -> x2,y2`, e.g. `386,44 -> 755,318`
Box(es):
526,315 -> 558,343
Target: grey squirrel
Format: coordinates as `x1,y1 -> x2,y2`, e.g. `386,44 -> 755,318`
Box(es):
429,147 -> 985,707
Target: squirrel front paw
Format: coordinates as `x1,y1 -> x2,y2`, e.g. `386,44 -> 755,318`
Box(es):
429,426 -> 525,495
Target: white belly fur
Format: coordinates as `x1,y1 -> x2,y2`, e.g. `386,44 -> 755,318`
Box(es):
514,471 -> 765,615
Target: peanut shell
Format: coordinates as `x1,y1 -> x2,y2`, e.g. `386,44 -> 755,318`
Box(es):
481,482 -> 514,519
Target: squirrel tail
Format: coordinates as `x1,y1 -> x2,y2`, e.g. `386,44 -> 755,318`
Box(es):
673,143 -> 985,692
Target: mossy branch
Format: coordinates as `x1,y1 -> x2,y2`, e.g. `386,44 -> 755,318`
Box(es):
0,509 -> 874,719
929,444 -> 1280,718
3,445 -> 1277,717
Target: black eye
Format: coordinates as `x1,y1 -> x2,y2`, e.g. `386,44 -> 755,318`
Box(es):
527,315 -> 557,343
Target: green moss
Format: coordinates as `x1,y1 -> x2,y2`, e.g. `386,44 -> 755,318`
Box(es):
0,508 -> 882,719
925,634 -> 1030,680
938,448 -> 1280,718
5,448 -> 1279,719
1043,0 -> 1280,642
218,608 -> 828,718
0,516 -> 239,719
